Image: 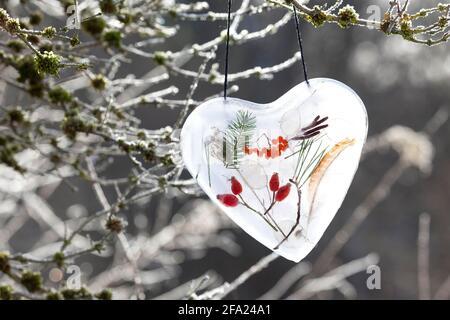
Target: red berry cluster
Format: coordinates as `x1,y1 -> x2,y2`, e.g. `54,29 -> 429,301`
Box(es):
244,136 -> 289,159
216,173 -> 291,208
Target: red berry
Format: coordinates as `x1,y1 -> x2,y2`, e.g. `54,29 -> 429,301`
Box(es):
269,173 -> 280,192
217,194 -> 239,207
230,176 -> 243,195
275,183 -> 291,202
278,136 -> 289,150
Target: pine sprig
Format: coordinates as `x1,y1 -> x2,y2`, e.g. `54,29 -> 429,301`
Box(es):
288,135 -> 327,187
226,110 -> 256,138
223,110 -> 256,167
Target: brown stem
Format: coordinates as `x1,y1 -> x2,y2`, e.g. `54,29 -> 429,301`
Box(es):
263,192 -> 288,238
238,195 -> 278,232
274,188 -> 301,250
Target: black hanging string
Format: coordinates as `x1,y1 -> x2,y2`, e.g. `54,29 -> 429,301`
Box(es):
223,0 -> 232,100
223,1 -> 309,98
292,5 -> 309,85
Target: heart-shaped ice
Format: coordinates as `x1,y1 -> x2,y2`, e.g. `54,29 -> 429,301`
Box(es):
180,78 -> 368,262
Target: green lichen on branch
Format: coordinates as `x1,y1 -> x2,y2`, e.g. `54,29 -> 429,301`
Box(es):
34,51 -> 62,76
399,15 -> 414,40
305,5 -> 328,28
103,29 -> 122,48
95,289 -> 113,300
45,287 -> 112,300
153,51 -> 168,65
7,40 -> 25,53
0,134 -> 27,174
100,0 -> 120,14
273,0 -> 450,46
42,26 -> 57,39
82,17 -> 107,36
48,86 -> 73,105
0,252 -> 10,273
52,252 -> 65,268
61,109 -> 96,140
0,285 -> 13,300
91,74 -> 108,90
20,271 -> 43,293
61,287 -> 93,300
46,291 -> 63,300
29,11 -> 43,26
0,8 -> 21,34
337,5 -> 359,29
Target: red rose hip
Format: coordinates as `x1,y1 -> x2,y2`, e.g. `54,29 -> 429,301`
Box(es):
217,194 -> 239,207
275,183 -> 291,202
230,176 -> 243,195
269,173 -> 280,192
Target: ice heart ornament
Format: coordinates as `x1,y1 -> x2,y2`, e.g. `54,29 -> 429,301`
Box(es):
180,78 -> 368,262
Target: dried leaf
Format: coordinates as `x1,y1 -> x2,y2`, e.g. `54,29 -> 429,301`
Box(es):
308,138 -> 356,217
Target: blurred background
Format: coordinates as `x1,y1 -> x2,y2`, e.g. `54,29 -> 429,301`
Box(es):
1,0 -> 449,299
